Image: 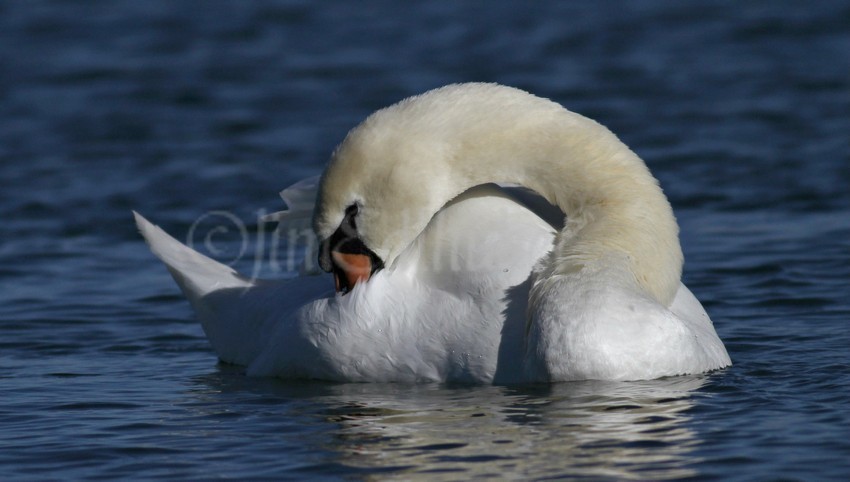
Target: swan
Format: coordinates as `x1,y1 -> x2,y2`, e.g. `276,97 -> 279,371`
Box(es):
136,83 -> 730,383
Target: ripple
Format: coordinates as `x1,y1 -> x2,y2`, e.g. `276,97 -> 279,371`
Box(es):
1,0 -> 850,479
50,402 -> 142,411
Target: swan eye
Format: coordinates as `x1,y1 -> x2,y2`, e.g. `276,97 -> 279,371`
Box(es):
342,203 -> 359,232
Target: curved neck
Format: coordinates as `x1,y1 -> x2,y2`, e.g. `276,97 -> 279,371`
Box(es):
445,108 -> 682,306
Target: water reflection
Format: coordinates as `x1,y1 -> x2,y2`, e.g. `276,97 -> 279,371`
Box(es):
189,368 -> 711,479
320,378 -> 706,480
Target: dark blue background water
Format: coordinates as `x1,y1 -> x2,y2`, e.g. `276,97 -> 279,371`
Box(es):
2,1 -> 849,479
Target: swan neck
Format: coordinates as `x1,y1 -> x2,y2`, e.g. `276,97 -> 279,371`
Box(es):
453,112 -> 683,305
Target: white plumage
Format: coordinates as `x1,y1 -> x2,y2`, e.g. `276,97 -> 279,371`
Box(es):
137,83 -> 730,383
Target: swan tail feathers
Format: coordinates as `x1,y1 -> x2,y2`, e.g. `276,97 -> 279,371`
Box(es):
134,211 -> 254,302
135,211 -> 278,365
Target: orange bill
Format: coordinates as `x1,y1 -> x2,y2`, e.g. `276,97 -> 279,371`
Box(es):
331,251 -> 372,292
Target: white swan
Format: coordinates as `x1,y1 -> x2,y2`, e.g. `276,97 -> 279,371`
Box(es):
136,83 -> 730,383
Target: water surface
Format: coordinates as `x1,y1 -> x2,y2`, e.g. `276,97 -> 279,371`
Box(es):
1,1 -> 849,479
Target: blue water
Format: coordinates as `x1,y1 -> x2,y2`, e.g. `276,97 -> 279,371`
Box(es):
2,1 -> 849,479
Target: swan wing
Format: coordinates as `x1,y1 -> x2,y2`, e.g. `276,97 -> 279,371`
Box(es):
259,174 -> 319,223
524,269 -> 731,381
136,183 -> 556,383
247,184 -> 557,382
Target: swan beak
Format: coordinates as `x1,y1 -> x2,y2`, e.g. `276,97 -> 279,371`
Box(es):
331,251 -> 372,293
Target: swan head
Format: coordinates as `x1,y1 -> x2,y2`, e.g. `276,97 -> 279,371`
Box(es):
313,83 -> 564,293
313,96 -> 459,293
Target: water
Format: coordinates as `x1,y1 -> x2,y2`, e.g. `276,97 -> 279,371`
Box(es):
2,0 -> 849,479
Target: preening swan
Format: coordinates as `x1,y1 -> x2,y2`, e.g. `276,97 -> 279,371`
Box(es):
136,83 -> 730,383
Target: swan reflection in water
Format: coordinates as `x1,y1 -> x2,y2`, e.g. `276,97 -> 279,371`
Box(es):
188,369 -> 712,480
323,377 -> 708,479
